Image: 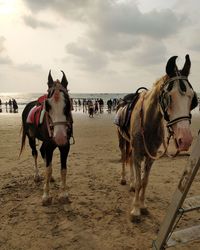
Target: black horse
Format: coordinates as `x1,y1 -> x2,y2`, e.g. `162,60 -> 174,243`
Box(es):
20,71 -> 73,205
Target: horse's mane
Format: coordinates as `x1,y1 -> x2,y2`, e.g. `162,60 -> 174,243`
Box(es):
152,75 -> 168,91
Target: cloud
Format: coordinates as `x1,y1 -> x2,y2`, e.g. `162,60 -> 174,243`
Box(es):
0,56 -> 12,65
22,0 -> 93,20
133,38 -> 167,66
66,43 -> 108,71
20,0 -> 198,92
23,15 -> 56,29
0,36 -> 13,65
23,0 -> 187,39
15,62 -> 43,72
0,36 -> 6,53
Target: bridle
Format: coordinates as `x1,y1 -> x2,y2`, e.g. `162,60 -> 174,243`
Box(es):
159,75 -> 193,127
140,75 -> 197,159
45,81 -> 75,145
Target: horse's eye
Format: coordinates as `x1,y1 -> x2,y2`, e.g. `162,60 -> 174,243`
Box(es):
45,100 -> 51,112
179,80 -> 186,92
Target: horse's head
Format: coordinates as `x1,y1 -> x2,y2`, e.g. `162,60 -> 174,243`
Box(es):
45,70 -> 72,146
159,55 -> 198,151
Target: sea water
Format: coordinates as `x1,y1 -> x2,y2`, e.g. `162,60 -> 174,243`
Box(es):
0,92 -> 199,114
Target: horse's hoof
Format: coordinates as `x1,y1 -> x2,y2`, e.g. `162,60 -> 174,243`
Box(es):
120,179 -> 126,185
34,175 -> 43,183
50,176 -> 55,182
141,208 -> 149,215
129,186 -> 135,192
58,195 -> 70,204
42,196 -> 52,206
130,214 -> 141,223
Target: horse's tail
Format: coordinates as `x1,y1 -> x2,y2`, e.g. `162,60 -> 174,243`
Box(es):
118,128 -> 131,164
19,123 -> 26,157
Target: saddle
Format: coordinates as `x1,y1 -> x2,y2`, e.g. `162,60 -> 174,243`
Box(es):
26,95 -> 47,127
114,87 -> 148,137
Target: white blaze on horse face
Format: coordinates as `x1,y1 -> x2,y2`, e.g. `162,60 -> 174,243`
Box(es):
168,80 -> 194,151
48,92 -> 67,146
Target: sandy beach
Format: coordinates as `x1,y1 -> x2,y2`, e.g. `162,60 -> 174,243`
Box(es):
0,111 -> 200,250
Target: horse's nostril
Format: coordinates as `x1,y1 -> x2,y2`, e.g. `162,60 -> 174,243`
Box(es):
178,138 -> 183,147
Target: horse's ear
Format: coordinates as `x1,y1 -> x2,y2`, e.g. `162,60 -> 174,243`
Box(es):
61,70 -> 68,88
181,54 -> 191,77
48,70 -> 54,89
166,56 -> 178,77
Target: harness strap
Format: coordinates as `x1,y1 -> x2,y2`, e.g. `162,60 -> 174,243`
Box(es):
167,115 -> 191,127
51,121 -> 71,126
164,76 -> 188,86
45,113 -> 52,138
165,128 -> 180,158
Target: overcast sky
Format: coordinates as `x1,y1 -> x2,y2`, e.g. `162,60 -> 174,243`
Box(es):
0,0 -> 200,93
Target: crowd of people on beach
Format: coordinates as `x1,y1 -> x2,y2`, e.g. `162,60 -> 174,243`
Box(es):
71,98 -> 119,117
0,98 -> 18,113
0,95 -> 200,116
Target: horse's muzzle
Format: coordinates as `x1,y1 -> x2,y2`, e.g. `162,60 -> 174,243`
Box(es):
53,128 -> 68,146
54,136 -> 68,146
172,120 -> 193,151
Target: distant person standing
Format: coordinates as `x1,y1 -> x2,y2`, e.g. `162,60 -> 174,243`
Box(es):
12,98 -> 18,113
5,101 -> 8,112
0,98 -> 2,113
9,99 -> 12,113
198,97 -> 200,111
88,100 -> 94,118
94,100 -> 99,113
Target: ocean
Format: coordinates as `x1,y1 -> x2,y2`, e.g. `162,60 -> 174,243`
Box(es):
0,92 -> 127,113
0,92 -> 199,114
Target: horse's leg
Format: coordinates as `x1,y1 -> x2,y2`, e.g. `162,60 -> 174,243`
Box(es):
121,152 -> 126,185
118,131 -> 126,185
40,142 -> 55,182
28,137 -> 40,182
42,147 -> 54,206
139,157 -> 154,215
58,145 -> 70,203
130,156 -> 142,223
129,155 -> 135,192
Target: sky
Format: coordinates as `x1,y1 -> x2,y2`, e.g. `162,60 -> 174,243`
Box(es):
0,0 -> 200,93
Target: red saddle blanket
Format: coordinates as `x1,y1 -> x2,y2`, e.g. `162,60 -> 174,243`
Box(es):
26,95 -> 47,126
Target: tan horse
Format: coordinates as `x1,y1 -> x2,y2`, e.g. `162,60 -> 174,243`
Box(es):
116,55 -> 198,222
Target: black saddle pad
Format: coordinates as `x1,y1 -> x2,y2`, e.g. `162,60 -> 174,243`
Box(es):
116,87 -> 148,137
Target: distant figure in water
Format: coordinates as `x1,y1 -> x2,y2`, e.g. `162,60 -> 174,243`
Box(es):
12,98 -> 18,113
9,99 -> 13,113
88,100 -> 94,118
0,98 -> 2,113
5,101 -> 8,112
198,97 -> 200,111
